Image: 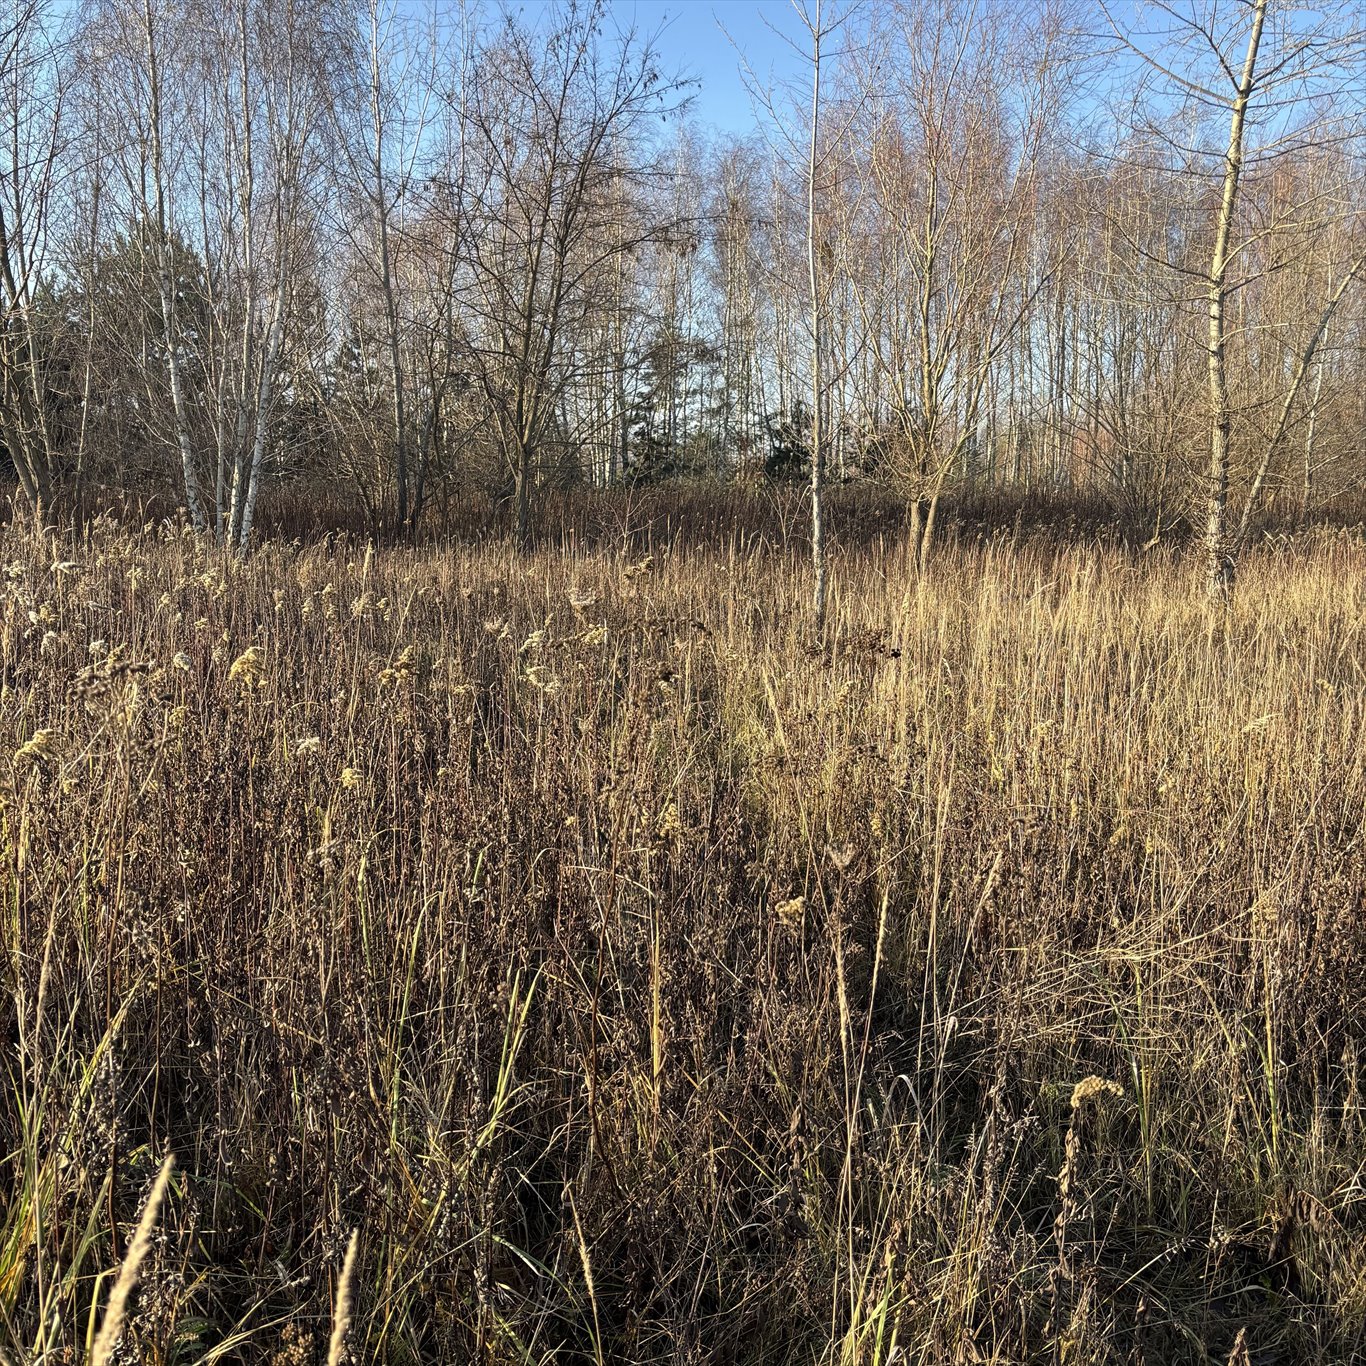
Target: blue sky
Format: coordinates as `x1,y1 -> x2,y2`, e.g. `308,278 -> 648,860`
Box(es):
614,1 -> 807,137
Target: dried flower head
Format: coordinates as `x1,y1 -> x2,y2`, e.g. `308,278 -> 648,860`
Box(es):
567,587 -> 597,617
655,801 -> 683,843
228,645 -> 265,689
1070,1075 -> 1124,1111
13,729 -> 59,769
378,644 -> 421,690
523,664 -> 559,693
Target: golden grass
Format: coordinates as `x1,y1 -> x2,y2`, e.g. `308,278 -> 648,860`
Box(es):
1,508 -> 1365,1362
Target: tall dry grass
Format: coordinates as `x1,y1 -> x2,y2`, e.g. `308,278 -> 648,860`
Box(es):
1,505 -> 1365,1363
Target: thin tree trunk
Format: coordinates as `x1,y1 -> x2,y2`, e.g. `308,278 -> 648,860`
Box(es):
1205,0 -> 1266,601
145,0 -> 204,532
1237,253 -> 1364,543
226,14 -> 258,549
806,0 -> 826,636
1302,352 -> 1325,521
236,282 -> 286,550
515,437 -> 532,551
371,46 -> 408,531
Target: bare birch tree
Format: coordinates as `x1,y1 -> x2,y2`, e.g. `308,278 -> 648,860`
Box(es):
1102,0 -> 1366,598
836,0 -> 1066,566
798,0 -> 830,634
452,0 -> 680,549
0,0 -> 66,508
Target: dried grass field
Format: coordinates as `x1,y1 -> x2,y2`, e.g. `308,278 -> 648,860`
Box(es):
4,505 -> 1366,1364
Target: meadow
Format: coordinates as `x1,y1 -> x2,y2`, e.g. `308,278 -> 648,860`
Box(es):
3,494 -> 1366,1364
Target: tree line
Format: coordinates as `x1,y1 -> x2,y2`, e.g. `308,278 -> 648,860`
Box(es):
1,0 -> 1364,590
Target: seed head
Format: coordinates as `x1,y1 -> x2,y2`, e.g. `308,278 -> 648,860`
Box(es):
228,645 -> 265,689
655,801 -> 682,843
1069,1075 -> 1124,1111
13,729 -> 59,769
